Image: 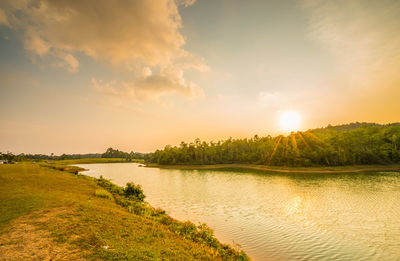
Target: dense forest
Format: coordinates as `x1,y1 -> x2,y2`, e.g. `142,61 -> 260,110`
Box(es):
146,123 -> 400,167
2,123 -> 399,166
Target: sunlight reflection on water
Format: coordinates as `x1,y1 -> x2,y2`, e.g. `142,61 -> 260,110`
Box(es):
76,163 -> 400,261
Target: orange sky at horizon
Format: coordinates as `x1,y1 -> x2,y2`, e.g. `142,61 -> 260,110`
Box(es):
0,0 -> 399,154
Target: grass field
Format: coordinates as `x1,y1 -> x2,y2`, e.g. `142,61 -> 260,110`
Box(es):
0,163 -> 248,260
145,163 -> 400,173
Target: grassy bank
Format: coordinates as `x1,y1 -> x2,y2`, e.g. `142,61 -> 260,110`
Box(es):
0,163 -> 248,260
145,163 -> 400,173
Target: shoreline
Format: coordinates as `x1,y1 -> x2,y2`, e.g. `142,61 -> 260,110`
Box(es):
145,163 -> 400,174
50,158 -> 144,165
0,163 -> 249,260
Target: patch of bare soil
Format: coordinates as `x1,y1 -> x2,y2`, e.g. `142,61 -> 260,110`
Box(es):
0,207 -> 85,261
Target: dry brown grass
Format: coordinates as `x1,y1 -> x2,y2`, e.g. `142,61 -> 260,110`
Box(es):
0,207 -> 84,261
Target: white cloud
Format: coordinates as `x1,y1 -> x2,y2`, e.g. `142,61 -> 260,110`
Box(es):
1,0 -> 205,101
1,0 -> 191,66
92,66 -> 204,102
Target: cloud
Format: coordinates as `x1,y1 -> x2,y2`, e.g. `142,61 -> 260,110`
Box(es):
23,26 -> 50,56
61,54 -> 79,73
1,0 -> 193,65
302,0 -> 400,89
177,0 -> 197,7
92,66 -> 204,102
0,8 -> 10,27
1,0 -> 205,100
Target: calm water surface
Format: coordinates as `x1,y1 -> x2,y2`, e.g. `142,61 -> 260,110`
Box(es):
76,163 -> 400,261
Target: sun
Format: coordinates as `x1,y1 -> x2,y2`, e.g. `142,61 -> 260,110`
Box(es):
278,111 -> 301,132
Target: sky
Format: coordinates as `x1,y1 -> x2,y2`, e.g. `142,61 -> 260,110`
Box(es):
0,0 -> 399,154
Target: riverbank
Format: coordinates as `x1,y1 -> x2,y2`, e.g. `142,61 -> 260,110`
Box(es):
145,163 -> 400,173
0,163 -> 248,260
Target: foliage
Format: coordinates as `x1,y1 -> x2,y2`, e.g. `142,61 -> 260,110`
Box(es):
124,182 -> 145,201
54,158 -> 143,165
146,122 -> 400,167
94,189 -> 113,200
96,176 -> 249,260
1,163 -> 249,260
102,147 -> 146,160
0,152 -> 103,162
96,176 -> 124,195
0,148 -> 146,162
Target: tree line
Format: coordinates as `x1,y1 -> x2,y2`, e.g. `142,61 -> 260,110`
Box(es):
0,148 -> 145,162
2,122 -> 399,166
0,152 -> 103,162
146,123 -> 400,166
101,147 -> 145,160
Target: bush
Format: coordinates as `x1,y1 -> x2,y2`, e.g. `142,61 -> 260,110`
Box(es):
159,216 -> 173,225
124,182 -> 145,202
97,176 -> 124,195
95,176 -> 249,260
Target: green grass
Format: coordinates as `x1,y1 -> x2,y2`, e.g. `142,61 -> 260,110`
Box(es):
95,189 -> 113,200
0,163 -> 92,231
0,163 -> 248,260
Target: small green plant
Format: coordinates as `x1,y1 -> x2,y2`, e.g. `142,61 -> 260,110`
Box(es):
124,182 -> 145,202
97,176 -> 124,195
95,176 -> 249,260
95,189 -> 113,200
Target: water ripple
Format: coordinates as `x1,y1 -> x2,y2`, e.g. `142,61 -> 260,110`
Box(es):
78,164 -> 400,261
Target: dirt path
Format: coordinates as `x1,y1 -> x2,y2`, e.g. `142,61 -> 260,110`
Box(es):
0,207 -> 84,261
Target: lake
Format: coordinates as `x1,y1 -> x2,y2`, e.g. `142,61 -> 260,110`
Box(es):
76,163 -> 400,261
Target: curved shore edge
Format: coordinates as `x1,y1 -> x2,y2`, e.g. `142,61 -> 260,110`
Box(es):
145,163 -> 400,174
0,163 -> 249,260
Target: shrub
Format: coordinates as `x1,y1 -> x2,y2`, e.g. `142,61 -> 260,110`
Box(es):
153,208 -> 166,216
124,182 -> 145,202
95,176 -> 249,260
114,196 -> 132,208
95,189 -> 113,200
159,216 -> 173,225
97,176 -> 124,195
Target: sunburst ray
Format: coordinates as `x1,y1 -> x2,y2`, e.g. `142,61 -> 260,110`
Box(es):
291,133 -> 300,156
298,132 -> 311,149
269,135 -> 283,163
